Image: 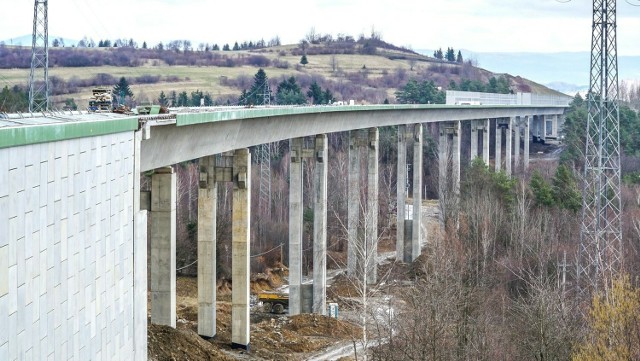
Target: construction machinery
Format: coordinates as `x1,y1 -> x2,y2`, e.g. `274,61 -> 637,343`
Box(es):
258,292 -> 288,314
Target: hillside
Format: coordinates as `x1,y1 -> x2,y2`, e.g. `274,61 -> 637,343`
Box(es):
0,38 -> 564,110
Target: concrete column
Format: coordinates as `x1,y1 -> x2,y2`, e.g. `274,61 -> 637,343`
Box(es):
151,167 -> 176,328
396,125 -> 406,262
198,156 -> 217,338
231,148 -> 251,351
514,117 -> 521,172
313,134 -> 328,315
483,118 -> 490,166
452,121 -> 461,195
495,120 -> 502,172
506,118 -> 513,177
524,116 -> 530,169
411,124 -> 422,262
553,114 -> 559,138
438,123 -> 447,226
367,128 -> 379,284
470,120 -> 478,161
288,138 -> 303,316
348,130 -> 361,276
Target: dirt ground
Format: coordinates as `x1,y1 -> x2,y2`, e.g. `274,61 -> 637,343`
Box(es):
148,202 -> 441,360
148,270 -> 361,361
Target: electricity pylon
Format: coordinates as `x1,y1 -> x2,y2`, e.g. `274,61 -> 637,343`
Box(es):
579,0 -> 622,293
29,0 -> 49,112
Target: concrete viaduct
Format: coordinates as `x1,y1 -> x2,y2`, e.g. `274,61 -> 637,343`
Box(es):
0,94 -> 569,359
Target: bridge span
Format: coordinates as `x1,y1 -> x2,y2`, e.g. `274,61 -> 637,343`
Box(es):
0,100 -> 568,359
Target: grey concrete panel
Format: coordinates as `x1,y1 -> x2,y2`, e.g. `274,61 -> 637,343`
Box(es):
412,124 -> 422,262
348,130 -> 362,276
367,128 -> 379,284
0,132 -> 138,360
198,156 -> 217,337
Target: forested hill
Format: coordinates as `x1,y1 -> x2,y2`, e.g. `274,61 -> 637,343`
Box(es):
0,35 -> 564,111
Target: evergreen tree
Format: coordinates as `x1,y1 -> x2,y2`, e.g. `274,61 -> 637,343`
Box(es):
241,68 -> 271,105
158,91 -> 168,106
142,41 -> 147,49
300,54 -> 308,66
456,50 -> 463,63
306,81 -> 324,105
446,47 -> 456,61
529,170 -> 554,207
223,44 -> 230,51
212,44 -> 220,51
113,77 -> 133,105
395,79 -> 445,104
322,88 -> 334,104
177,91 -> 188,107
552,165 -> 581,212
232,41 -> 240,51
275,76 -> 307,105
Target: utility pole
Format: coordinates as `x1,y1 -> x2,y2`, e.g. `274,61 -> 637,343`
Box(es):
29,0 -> 49,112
580,0 -> 622,294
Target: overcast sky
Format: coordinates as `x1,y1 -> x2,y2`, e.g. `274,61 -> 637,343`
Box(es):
2,0 -> 640,55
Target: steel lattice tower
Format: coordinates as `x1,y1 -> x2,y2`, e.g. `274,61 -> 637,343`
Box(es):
29,0 -> 49,112
258,82 -> 272,234
580,0 -> 622,292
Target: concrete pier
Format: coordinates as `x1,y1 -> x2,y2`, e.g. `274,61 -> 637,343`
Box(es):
396,125 -> 407,262
514,117 -> 521,172
453,121 -> 461,195
483,119 -> 490,166
506,118 -> 513,177
151,167 -> 177,328
313,135 -> 328,314
348,130 -> 361,276
411,124 -> 422,261
198,156 -> 217,338
495,120 -> 502,172
367,128 -> 379,284
231,149 -> 251,351
524,116 -> 530,169
288,138 -> 303,316
470,120 -> 479,160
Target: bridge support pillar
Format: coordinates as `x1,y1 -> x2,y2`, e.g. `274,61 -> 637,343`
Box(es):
348,130 -> 363,275
411,124 -> 422,262
396,125 -> 407,262
524,116 -> 530,169
483,119 -> 490,166
470,120 -> 479,161
289,138 -> 303,316
506,118 -> 513,177
495,119 -> 502,172
313,134 -> 328,314
198,155 -> 217,338
514,117 -> 521,172
151,166 -> 177,328
231,148 -> 251,351
438,121 -> 460,226
367,128 -> 379,284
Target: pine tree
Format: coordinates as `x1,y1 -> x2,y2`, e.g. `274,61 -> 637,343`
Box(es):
456,50 -> 463,63
232,41 -> 240,51
113,77 -> 133,105
158,91 -> 168,106
306,81 -> 324,104
275,76 -> 306,105
300,54 -> 308,66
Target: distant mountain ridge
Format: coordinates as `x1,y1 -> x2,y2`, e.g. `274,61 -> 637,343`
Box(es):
418,49 -> 640,94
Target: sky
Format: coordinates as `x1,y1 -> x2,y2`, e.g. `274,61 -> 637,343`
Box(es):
2,0 -> 640,55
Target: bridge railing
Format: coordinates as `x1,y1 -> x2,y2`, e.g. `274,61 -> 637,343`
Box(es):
446,91 -> 572,107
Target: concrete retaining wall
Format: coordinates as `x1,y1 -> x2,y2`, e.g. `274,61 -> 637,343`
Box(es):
0,131 -> 142,360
